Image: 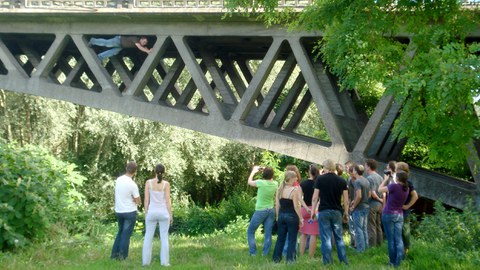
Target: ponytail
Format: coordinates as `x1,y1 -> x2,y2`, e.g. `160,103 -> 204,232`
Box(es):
155,163 -> 165,183
277,171 -> 297,199
309,164 -> 319,179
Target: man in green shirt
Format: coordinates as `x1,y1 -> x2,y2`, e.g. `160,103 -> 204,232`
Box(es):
247,165 -> 278,256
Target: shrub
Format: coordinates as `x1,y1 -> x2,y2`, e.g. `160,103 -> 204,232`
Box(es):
170,192 -> 255,236
219,215 -> 250,241
0,141 -> 88,251
417,200 -> 480,253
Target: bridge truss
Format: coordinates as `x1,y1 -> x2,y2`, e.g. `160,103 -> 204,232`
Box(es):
0,10 -> 478,208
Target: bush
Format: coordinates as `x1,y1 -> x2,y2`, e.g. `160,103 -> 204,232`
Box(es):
0,141 -> 88,251
170,192 -> 255,236
417,200 -> 480,253
214,215 -> 250,241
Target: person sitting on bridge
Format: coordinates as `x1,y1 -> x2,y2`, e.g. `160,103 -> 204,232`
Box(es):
88,36 -> 152,61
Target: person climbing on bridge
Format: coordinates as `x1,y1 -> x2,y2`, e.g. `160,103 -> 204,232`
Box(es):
88,35 -> 152,61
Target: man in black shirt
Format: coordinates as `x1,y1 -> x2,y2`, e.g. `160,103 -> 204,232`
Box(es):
311,159 -> 349,265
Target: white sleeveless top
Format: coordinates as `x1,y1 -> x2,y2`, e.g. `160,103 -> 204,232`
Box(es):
148,179 -> 167,211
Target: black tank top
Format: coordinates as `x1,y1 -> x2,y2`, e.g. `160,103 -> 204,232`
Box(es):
280,198 -> 295,213
279,187 -> 296,213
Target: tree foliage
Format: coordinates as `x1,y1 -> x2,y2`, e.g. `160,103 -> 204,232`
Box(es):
0,140 -> 87,251
226,0 -> 480,168
0,91 -> 263,212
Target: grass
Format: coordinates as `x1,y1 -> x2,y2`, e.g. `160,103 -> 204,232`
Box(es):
0,223 -> 476,270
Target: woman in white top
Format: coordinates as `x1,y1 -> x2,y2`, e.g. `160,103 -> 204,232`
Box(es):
142,164 -> 173,266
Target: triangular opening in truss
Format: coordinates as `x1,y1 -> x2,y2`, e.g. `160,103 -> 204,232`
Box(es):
243,40 -> 332,143
0,34 -> 55,77
46,36 -> 102,92
128,37 -> 209,114
181,36 -> 275,119
282,85 -> 332,142
302,37 -> 365,150
0,59 -> 7,75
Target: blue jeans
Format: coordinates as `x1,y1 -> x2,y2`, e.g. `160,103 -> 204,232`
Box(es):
89,36 -> 122,61
353,207 -> 369,252
318,210 -> 348,265
273,212 -> 299,263
111,211 -> 137,260
247,208 -> 275,256
383,213 -> 404,266
402,210 -> 412,250
282,232 -> 298,256
348,214 -> 355,247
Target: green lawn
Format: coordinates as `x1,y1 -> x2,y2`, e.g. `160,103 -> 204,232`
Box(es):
0,223 -> 473,270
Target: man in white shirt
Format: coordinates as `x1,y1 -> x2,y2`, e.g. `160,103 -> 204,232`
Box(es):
111,161 -> 141,260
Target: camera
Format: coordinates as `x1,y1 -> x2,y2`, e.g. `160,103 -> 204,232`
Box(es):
258,166 -> 264,171
384,170 -> 391,176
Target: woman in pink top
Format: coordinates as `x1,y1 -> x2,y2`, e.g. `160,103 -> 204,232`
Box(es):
142,164 -> 173,267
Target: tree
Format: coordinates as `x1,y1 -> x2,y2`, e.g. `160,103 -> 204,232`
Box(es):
226,0 -> 480,169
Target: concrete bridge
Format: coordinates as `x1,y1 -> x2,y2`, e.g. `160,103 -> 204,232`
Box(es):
0,2 -> 479,209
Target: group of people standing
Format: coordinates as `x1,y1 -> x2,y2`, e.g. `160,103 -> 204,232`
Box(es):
110,161 -> 172,267
247,158 -> 418,267
346,160 -> 418,266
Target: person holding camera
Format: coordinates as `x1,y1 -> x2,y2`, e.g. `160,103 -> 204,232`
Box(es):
379,170 -> 410,267
383,161 -> 397,183
247,165 -> 278,256
392,162 -> 418,256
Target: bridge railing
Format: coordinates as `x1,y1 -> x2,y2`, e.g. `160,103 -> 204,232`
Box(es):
1,0 -> 478,9
0,0 -> 313,9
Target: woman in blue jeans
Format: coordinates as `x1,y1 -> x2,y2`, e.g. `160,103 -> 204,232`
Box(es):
273,171 -> 304,263
378,170 -> 409,267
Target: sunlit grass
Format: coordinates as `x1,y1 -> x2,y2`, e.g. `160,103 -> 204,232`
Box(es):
0,223 -> 477,270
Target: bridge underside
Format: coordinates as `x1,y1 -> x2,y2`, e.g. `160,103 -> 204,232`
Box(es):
0,13 -> 478,209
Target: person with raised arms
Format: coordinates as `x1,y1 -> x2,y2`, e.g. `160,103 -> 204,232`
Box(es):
247,165 -> 277,256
